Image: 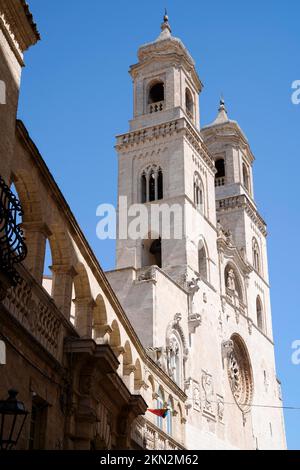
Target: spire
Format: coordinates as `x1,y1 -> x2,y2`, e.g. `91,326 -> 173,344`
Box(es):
211,96 -> 229,125
156,9 -> 172,41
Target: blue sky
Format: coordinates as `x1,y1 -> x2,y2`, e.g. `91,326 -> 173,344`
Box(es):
19,0 -> 300,449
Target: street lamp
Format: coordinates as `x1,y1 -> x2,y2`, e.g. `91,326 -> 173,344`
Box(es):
0,389 -> 28,450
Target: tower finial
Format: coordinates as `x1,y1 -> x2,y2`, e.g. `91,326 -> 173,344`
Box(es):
219,94 -> 227,113
160,8 -> 171,34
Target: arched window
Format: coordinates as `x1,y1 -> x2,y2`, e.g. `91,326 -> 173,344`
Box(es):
243,163 -> 250,192
156,387 -> 165,430
142,236 -> 162,268
141,165 -> 163,203
193,172 -> 204,214
185,88 -> 194,119
198,240 -> 208,281
166,397 -> 174,436
256,296 -> 264,332
252,238 -> 261,274
215,158 -> 226,187
148,82 -> 164,113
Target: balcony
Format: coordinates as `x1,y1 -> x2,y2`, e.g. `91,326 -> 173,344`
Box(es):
132,417 -> 185,450
215,177 -> 226,187
1,263 -> 76,361
148,101 -> 164,114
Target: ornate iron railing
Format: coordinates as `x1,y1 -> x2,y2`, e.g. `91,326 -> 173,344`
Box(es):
0,176 -> 27,286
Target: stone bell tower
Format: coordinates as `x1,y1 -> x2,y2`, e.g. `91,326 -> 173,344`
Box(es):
115,12 -> 218,286
107,13 -> 287,450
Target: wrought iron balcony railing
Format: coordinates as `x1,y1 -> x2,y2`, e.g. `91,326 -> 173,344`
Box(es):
0,176 -> 27,287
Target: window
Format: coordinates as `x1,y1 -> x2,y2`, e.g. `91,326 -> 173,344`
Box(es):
142,236 -> 162,268
185,88 -> 194,119
243,163 -> 250,192
198,240 -> 208,281
215,159 -> 225,187
141,165 -> 163,203
28,396 -> 48,450
193,172 -> 204,214
252,238 -> 261,274
166,397 -> 173,436
148,82 -> 164,113
156,388 -> 165,430
256,296 -> 264,332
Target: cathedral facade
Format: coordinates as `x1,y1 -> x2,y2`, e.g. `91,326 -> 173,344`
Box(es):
107,13 -> 286,449
0,1 -> 286,450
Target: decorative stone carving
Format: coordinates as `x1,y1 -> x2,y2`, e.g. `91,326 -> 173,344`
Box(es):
183,378 -> 193,410
193,383 -> 201,412
247,317 -> 253,335
221,340 -> 234,366
217,395 -> 224,422
137,267 -> 157,283
227,268 -> 236,291
186,277 -> 202,334
201,371 -> 214,416
188,312 -> 202,334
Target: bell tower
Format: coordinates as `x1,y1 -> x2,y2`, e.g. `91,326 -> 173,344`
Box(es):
114,13 -> 218,287
129,12 -> 202,132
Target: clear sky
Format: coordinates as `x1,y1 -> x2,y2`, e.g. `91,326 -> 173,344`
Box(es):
18,0 -> 300,449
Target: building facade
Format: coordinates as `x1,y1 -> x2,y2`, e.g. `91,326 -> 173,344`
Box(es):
106,14 -> 287,449
0,1 -> 286,450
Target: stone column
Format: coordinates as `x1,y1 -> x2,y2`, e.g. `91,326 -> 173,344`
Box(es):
123,364 -> 136,392
74,297 -> 96,338
51,265 -> 76,319
22,222 -> 51,284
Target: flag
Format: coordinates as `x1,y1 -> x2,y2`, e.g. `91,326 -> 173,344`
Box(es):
148,408 -> 169,418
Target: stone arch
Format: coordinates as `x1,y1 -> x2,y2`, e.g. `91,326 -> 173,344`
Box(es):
92,294 -> 108,344
166,314 -> 187,387
10,170 -> 43,223
185,87 -> 194,118
227,334 -> 254,413
193,171 -> 205,214
134,359 -> 143,392
148,79 -> 165,107
110,320 -> 121,349
141,230 -> 162,268
73,263 -> 94,336
252,237 -> 261,274
140,164 -> 163,203
123,341 -> 133,375
242,162 -> 250,192
198,237 -> 209,281
256,295 -> 264,332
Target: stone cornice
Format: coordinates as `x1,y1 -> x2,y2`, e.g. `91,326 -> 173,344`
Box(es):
216,194 -> 267,237
0,0 -> 40,57
116,117 -> 215,173
201,121 -> 255,164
